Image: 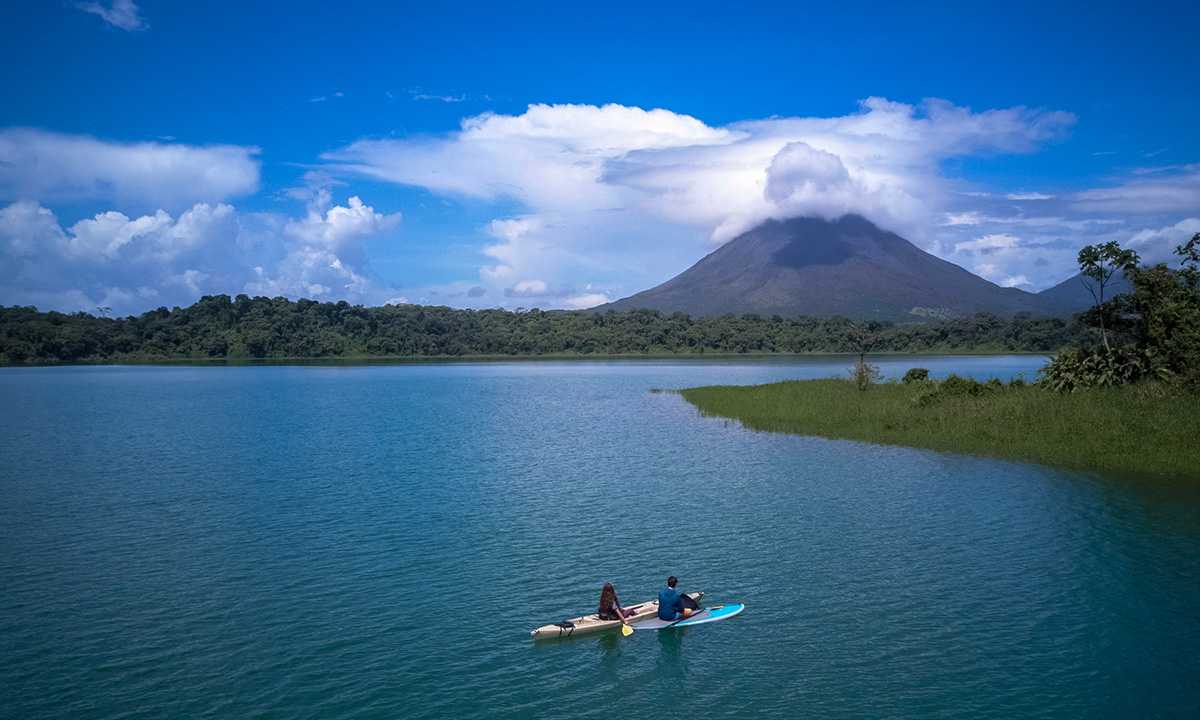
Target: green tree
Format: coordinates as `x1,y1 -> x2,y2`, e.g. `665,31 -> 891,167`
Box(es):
1042,234 -> 1200,392
1077,241 -> 1139,352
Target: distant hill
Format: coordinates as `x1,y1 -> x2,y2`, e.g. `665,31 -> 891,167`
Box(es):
1036,272 -> 1134,315
592,215 -> 1071,322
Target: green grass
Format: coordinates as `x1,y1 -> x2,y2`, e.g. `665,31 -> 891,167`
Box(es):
678,379 -> 1200,478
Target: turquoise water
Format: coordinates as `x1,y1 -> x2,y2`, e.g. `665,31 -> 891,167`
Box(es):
1,357 -> 1198,718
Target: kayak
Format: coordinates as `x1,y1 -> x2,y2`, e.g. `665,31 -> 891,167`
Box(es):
530,591 -> 704,640
631,603 -> 745,630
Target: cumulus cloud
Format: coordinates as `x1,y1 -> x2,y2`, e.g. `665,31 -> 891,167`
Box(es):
0,191 -> 402,315
75,0 -> 148,31
0,129 -> 260,212
761,141 -> 909,224
504,279 -> 548,298
6,100 -> 1195,314
322,98 -> 1086,306
1124,217 -> 1200,265
245,193 -> 401,300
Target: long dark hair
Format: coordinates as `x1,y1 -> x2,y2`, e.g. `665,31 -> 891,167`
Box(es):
599,582 -> 617,610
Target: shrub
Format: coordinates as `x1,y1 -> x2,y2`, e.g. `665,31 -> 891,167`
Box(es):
1038,347 -> 1146,393
940,373 -> 982,396
851,361 -> 882,391
916,390 -> 941,408
902,367 -> 930,384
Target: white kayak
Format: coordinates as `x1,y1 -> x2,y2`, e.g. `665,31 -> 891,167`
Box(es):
531,592 -> 704,640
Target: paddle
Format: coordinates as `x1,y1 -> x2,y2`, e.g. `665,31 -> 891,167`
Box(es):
621,622 -> 633,636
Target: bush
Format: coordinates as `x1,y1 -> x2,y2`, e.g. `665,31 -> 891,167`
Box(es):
851,361 -> 882,391
940,373 -> 982,396
902,367 -> 930,384
1038,347 -> 1146,393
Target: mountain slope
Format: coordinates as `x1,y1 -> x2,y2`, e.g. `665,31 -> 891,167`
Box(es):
1036,272 -> 1133,315
593,215 -> 1066,321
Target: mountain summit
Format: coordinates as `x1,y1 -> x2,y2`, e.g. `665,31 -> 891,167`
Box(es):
593,215 -> 1069,321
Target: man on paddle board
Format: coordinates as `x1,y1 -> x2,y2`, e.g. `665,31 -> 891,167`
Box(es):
658,576 -> 692,621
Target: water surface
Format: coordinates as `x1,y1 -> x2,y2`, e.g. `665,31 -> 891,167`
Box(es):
1,357 -> 1197,718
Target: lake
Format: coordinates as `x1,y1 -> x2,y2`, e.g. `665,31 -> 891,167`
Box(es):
1,356 -> 1197,718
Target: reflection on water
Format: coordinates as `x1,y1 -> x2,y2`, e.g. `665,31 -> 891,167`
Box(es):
656,628 -> 686,672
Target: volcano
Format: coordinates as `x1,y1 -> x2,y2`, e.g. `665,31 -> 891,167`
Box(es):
592,215 -> 1069,321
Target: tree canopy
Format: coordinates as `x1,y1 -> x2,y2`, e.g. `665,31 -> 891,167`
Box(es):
0,296 -> 1092,364
1042,233 -> 1200,392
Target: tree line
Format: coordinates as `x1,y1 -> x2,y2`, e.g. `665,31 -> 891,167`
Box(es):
0,295 -> 1095,364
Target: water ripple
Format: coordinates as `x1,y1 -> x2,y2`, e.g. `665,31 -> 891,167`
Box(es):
1,361 -> 1198,718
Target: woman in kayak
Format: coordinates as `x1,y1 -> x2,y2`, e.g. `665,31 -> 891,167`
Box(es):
598,583 -> 635,624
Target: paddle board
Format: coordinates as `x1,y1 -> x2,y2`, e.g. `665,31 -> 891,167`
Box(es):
530,592 -> 704,639
631,604 -> 744,630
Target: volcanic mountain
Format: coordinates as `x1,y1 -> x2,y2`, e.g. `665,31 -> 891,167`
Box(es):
592,215 -> 1070,322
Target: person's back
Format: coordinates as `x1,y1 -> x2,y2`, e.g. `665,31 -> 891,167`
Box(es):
658,576 -> 685,621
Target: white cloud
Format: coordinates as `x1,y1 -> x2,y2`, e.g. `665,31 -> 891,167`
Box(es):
764,142 -> 861,219
0,128 -> 260,212
324,103 -> 739,211
564,293 -> 609,309
0,191 -> 402,315
939,211 -> 984,226
322,98 -> 1085,304
1125,217 -> 1200,264
1,200 -> 244,313
412,92 -> 466,103
75,0 -> 148,31
505,279 -> 548,298
67,209 -> 173,259
285,195 -> 400,254
246,194 -> 400,301
954,234 -> 1022,255
0,201 -> 68,257
1067,164 -> 1200,215
6,99 -> 1196,314
488,215 -> 545,242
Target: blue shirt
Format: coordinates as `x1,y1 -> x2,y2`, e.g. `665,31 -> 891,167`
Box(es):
658,587 -> 683,621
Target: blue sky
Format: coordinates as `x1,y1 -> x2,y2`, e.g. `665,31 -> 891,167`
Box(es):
2,0 -> 1197,315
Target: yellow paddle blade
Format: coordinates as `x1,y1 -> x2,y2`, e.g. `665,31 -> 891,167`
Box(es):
621,623 -> 633,636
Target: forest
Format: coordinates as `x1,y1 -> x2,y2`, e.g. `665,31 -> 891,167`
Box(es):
0,295 -> 1094,363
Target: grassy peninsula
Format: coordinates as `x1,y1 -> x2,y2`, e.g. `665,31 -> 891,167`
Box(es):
679,378 -> 1200,478
678,234 -> 1200,478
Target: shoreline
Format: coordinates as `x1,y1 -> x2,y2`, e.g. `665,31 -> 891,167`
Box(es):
0,350 -> 1055,369
678,378 -> 1200,479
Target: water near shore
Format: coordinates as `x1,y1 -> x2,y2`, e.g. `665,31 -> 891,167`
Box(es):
2,357 -> 1198,718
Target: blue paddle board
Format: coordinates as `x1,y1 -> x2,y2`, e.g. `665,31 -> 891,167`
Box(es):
631,604 -> 745,630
